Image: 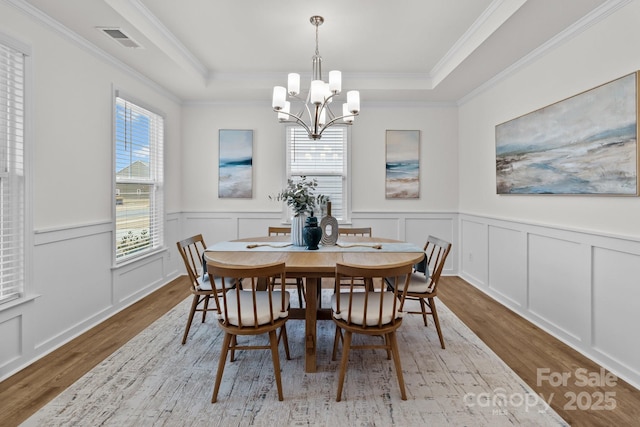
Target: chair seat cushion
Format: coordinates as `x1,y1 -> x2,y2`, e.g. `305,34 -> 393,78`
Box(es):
331,292 -> 402,326
196,274 -> 225,292
391,273 -> 434,294
221,290 -> 290,327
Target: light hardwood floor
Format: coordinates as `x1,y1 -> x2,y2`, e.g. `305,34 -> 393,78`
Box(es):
1,275 -> 639,426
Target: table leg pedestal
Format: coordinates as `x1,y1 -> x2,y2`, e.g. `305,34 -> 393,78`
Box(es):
305,277 -> 319,372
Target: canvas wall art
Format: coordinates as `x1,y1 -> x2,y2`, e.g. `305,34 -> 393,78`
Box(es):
496,72 -> 638,195
218,129 -> 253,198
386,130 -> 420,198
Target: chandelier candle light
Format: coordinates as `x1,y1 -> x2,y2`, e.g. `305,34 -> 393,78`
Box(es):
272,16 -> 360,140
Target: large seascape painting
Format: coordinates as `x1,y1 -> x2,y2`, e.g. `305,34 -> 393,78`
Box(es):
496,73 -> 638,195
386,130 -> 420,198
218,129 -> 253,198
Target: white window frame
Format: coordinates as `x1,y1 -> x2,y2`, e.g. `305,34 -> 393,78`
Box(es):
284,125 -> 351,223
113,91 -> 165,264
0,33 -> 30,306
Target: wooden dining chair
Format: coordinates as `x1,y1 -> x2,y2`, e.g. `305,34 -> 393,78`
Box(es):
176,234 -> 231,345
268,226 -> 305,307
267,226 -> 291,235
336,227 -> 373,290
386,235 -> 452,349
338,227 -> 372,236
331,260 -> 414,401
207,260 -> 291,402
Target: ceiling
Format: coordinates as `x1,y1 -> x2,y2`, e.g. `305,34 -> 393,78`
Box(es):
20,0 -> 612,104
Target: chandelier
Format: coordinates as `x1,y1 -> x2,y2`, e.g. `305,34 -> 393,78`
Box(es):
271,16 -> 360,140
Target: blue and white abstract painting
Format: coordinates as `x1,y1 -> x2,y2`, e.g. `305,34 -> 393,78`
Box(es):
386,130 -> 420,198
496,73 -> 638,195
219,129 -> 253,198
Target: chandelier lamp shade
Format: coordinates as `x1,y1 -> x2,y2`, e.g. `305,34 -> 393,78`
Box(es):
272,16 -> 360,140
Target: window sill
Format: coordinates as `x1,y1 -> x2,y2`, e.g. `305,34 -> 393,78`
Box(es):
0,293 -> 40,313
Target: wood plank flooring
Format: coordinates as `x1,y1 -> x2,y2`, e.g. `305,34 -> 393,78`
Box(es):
438,276 -> 640,427
0,277 -> 191,427
1,275 -> 639,426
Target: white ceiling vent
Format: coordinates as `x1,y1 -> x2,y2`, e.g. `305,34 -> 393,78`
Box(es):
97,27 -> 142,48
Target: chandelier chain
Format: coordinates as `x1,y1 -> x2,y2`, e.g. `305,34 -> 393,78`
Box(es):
315,22 -> 320,57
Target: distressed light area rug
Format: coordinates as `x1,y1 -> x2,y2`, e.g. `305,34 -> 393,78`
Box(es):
23,295 -> 567,426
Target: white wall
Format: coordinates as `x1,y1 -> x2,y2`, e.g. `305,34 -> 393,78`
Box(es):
179,102 -> 460,251
181,102 -> 459,215
458,1 -> 640,389
0,2 -> 183,381
459,3 -> 640,236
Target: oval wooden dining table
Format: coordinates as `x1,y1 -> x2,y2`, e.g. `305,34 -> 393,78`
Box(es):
204,235 -> 424,373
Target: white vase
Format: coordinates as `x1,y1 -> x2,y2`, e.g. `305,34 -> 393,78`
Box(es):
291,213 -> 306,246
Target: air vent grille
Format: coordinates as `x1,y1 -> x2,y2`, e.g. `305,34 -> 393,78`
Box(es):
97,27 -> 142,49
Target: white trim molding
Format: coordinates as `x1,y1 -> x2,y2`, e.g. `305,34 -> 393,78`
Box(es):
459,212 -> 640,390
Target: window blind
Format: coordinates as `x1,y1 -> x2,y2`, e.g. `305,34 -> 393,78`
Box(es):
286,126 -> 348,221
114,96 -> 164,261
0,42 -> 25,304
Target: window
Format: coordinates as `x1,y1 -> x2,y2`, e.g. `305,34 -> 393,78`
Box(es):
0,40 -> 25,304
114,95 -> 164,262
286,126 -> 349,221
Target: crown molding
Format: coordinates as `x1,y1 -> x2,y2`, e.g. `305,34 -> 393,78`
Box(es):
182,98 -> 457,109
365,100 -> 458,109
457,0 -> 633,106
4,0 -> 181,104
182,99 -> 270,107
5,0 -> 629,108
430,0 -> 527,88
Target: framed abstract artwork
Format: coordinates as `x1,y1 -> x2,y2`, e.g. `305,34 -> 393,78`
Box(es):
496,72 -> 639,195
386,130 -> 420,198
218,129 -> 253,198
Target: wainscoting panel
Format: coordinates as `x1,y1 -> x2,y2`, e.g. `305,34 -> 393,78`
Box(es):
592,246 -> 640,380
239,215 -> 286,239
176,211 -> 454,286
113,256 -> 165,304
182,212 -> 459,256
349,217 -> 401,240
0,297 -> 37,379
164,214 -> 182,280
460,218 -> 488,287
528,234 -> 590,343
0,218 -> 181,382
404,217 -> 453,244
404,216 -> 456,275
181,211 -> 458,275
0,314 -> 21,370
33,228 -> 113,350
488,225 -> 526,308
181,213 -> 237,245
459,213 -> 640,390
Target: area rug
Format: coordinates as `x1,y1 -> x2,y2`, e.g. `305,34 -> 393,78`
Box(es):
22,294 -> 568,426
